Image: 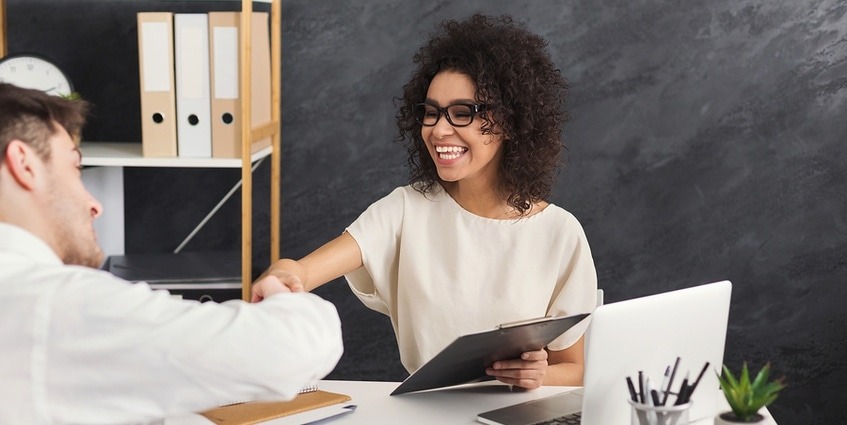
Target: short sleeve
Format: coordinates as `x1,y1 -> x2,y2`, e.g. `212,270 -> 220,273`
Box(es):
545,214 -> 598,351
344,187 -> 407,316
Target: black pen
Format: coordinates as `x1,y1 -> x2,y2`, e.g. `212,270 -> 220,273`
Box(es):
651,389 -> 661,407
674,375 -> 690,406
658,365 -> 671,405
676,363 -> 708,406
687,361 -> 710,398
662,356 -> 681,406
626,376 -> 638,402
677,384 -> 689,405
638,371 -> 645,403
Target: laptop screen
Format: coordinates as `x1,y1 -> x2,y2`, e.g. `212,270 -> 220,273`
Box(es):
580,280 -> 732,424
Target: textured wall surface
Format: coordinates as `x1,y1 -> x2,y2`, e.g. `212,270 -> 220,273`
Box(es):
6,1 -> 846,423
282,3 -> 847,423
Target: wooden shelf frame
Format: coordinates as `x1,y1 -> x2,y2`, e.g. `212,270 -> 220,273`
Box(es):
0,0 -> 6,57
241,0 -> 282,300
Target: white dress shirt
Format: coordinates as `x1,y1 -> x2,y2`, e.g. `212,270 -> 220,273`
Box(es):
0,223 -> 343,425
344,185 -> 597,372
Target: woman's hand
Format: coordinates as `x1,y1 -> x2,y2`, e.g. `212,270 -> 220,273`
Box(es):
485,349 -> 549,390
265,268 -> 306,293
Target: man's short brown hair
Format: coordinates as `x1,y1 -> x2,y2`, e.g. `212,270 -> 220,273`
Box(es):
0,83 -> 90,161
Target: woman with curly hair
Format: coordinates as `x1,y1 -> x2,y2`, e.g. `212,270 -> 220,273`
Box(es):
263,13 -> 597,388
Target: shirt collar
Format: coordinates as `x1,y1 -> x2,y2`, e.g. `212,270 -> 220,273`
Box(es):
0,222 -> 63,266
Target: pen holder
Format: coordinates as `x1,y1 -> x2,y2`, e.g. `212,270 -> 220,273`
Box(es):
628,399 -> 691,425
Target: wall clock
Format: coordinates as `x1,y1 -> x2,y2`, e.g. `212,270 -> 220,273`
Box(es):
0,53 -> 74,97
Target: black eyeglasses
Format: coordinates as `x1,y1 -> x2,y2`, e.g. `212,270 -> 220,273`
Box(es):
413,103 -> 486,127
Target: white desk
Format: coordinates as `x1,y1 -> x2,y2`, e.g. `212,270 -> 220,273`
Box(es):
166,380 -> 777,425
316,380 -> 570,424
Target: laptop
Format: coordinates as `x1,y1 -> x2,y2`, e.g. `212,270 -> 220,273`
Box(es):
477,280 -> 732,425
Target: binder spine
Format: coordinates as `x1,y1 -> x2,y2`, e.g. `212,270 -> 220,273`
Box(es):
137,12 -> 178,157
174,13 -> 212,158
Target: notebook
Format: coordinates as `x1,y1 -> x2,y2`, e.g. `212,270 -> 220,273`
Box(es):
199,389 -> 353,425
391,313 -> 590,395
477,280 -> 732,425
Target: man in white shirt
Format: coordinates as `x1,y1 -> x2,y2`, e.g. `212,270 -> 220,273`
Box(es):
0,83 -> 343,424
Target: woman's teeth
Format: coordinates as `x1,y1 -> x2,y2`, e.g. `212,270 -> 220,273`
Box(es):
435,145 -> 468,160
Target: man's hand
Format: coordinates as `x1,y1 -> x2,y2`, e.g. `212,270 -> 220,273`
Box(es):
485,349 -> 548,390
268,269 -> 305,292
251,273 -> 303,302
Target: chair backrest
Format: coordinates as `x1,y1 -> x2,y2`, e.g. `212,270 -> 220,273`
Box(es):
584,288 -> 605,346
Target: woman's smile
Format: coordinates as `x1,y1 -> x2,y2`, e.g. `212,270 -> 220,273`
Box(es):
434,145 -> 469,161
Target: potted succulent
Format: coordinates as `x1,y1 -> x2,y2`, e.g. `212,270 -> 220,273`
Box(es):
715,362 -> 786,424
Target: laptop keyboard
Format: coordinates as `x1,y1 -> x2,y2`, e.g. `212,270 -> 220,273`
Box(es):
533,412 -> 581,425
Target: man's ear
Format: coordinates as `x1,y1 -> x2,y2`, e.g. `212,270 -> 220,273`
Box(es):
2,140 -> 40,191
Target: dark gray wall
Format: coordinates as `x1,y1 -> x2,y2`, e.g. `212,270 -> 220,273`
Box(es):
6,1 -> 846,424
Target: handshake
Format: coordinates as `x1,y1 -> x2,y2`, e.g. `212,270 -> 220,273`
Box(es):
251,259 -> 307,302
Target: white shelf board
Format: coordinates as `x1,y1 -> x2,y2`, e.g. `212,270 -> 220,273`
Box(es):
80,142 -> 272,168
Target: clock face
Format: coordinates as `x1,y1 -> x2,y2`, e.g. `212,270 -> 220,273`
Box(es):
0,54 -> 74,97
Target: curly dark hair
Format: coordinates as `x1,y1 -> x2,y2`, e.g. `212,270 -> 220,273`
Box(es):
395,13 -> 569,215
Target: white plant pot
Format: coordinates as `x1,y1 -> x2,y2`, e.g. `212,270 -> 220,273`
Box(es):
714,411 -> 766,425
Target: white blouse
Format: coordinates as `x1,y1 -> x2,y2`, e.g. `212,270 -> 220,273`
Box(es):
345,185 -> 597,372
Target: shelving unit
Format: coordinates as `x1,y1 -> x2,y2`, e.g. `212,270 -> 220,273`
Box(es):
0,0 -> 282,301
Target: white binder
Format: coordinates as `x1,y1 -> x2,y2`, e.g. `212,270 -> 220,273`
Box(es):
174,14 -> 212,158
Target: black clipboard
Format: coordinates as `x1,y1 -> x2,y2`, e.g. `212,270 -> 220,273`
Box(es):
390,313 -> 590,395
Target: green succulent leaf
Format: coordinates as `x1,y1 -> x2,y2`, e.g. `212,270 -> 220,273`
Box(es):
717,362 -> 786,421
60,92 -> 81,101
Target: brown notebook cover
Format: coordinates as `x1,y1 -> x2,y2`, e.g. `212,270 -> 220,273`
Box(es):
199,390 -> 351,425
